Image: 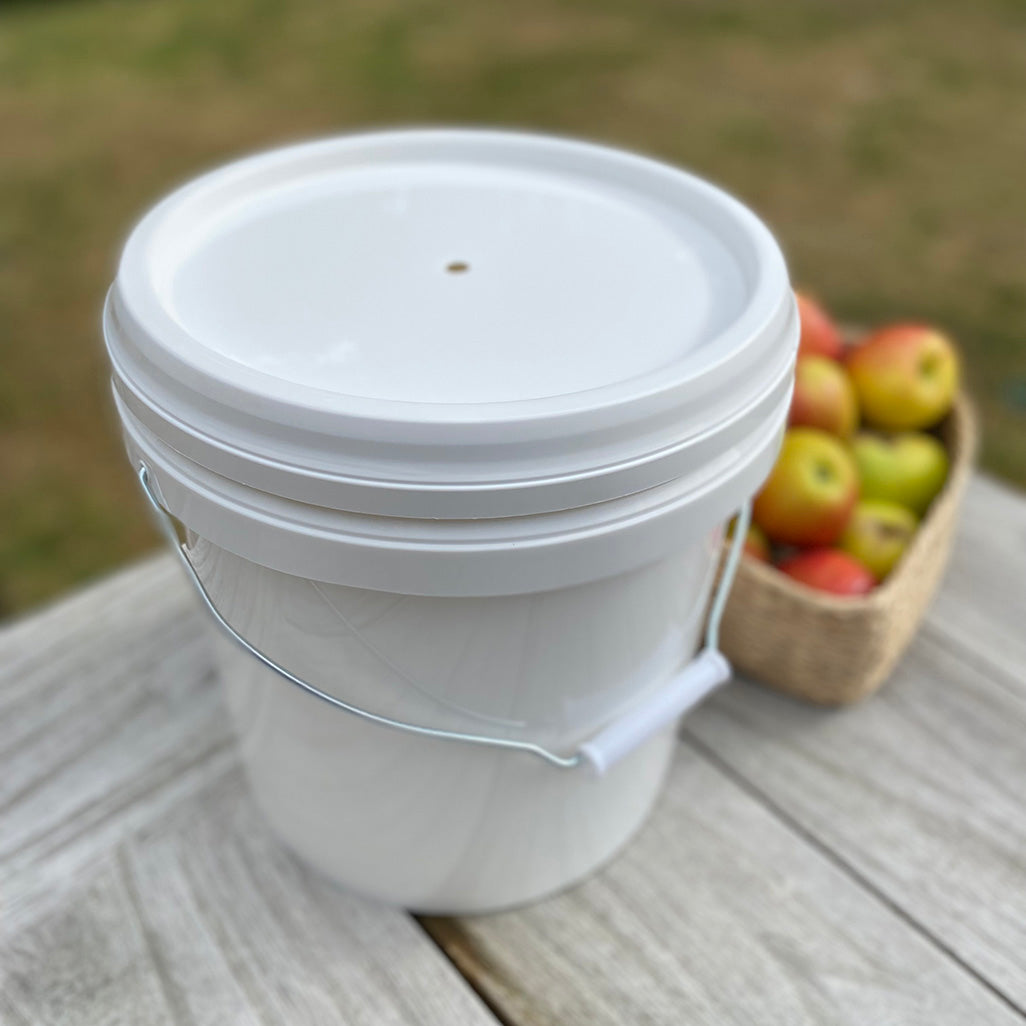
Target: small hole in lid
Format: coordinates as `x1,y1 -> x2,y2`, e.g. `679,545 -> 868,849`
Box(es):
446,261 -> 470,274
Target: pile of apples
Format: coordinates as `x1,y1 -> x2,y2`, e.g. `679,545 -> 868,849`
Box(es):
742,292 -> 960,596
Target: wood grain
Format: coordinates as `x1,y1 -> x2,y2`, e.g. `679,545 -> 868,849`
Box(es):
424,744 -> 1023,1025
0,555 -> 233,932
0,556 -> 498,1026
924,474 -> 1026,687
685,643 -> 1026,1013
1,767 -> 498,1026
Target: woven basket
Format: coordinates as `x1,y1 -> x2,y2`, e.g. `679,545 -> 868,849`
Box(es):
718,393 -> 977,705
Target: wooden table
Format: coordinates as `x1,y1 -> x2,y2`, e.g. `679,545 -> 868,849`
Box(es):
2,474 -> 1025,1025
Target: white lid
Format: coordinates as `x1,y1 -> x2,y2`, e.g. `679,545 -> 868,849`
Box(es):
106,129 -> 796,519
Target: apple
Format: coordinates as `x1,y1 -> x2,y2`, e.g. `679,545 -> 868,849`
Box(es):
744,523 -> 771,562
743,522 -> 772,562
789,355 -> 859,438
851,432 -> 949,515
795,291 -> 845,361
847,324 -> 959,430
777,549 -> 876,596
727,518 -> 771,561
753,428 -> 859,546
839,500 -> 918,581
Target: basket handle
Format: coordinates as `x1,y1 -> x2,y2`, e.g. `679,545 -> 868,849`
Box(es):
139,463 -> 744,774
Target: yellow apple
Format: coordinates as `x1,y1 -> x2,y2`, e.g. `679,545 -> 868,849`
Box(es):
839,500 -> 918,581
847,324 -> 959,430
753,428 -> 859,546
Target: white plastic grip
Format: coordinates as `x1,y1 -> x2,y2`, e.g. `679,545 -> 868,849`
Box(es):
578,649 -> 732,775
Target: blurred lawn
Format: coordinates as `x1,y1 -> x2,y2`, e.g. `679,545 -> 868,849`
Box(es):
1,0 -> 1024,616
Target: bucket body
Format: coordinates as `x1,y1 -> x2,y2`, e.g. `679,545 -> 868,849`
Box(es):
105,129 -> 798,912
191,531 -> 720,912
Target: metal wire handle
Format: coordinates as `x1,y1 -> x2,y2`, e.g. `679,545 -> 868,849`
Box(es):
139,463 -> 749,773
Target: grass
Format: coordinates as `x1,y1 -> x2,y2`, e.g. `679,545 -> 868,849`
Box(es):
1,0 -> 1024,616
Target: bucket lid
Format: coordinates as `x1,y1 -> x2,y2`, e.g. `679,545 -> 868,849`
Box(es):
106,129 -> 796,519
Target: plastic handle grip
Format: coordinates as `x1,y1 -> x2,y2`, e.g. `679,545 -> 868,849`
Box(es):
578,649 -> 731,775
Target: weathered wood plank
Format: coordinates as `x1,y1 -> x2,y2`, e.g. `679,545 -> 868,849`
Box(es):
685,639 -> 1026,1015
1,768 -> 497,1026
0,554 -> 182,687
0,556 -> 233,931
0,556 -> 498,1026
425,745 -> 1022,1026
681,475 -> 1026,1012
925,474 -> 1026,688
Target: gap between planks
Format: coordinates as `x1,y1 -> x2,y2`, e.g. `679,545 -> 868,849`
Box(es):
679,728 -> 1026,1023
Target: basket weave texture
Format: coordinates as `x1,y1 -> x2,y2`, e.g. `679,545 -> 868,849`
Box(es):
718,393 -> 977,705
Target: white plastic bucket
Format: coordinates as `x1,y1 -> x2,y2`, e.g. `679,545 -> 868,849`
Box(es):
105,129 -> 797,913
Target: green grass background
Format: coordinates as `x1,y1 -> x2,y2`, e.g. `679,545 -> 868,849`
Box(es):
2,0 -> 1025,616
